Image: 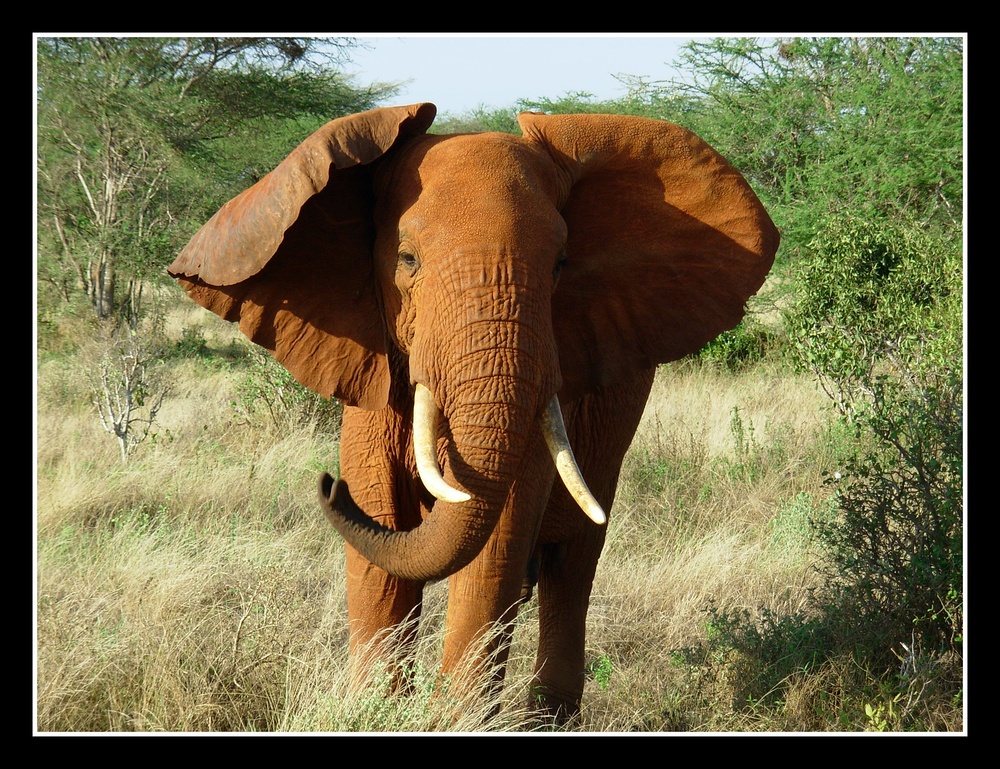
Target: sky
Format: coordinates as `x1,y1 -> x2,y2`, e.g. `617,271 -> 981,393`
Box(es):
342,34 -> 708,115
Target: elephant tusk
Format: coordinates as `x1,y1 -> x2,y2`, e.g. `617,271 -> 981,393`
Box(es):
413,383 -> 472,504
541,396 -> 607,525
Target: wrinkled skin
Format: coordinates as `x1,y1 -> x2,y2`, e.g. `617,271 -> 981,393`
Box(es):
168,103 -> 779,722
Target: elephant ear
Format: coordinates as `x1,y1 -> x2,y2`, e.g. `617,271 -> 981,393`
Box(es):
519,111 -> 780,402
168,103 -> 438,410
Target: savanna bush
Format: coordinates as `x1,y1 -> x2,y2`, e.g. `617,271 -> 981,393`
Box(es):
784,213 -> 960,418
677,213 -> 964,729
698,318 -> 777,372
231,345 -> 343,435
786,213 -> 963,670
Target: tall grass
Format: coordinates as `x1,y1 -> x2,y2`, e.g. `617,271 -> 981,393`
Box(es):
35,303 -> 958,732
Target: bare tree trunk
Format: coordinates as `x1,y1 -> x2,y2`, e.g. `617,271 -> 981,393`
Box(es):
90,252 -> 115,319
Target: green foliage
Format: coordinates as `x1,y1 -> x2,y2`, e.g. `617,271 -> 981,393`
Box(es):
815,369 -> 963,666
673,207 -> 963,729
517,92 -> 621,114
36,36 -> 396,323
587,655 -> 615,691
232,345 -> 343,434
864,698 -> 900,732
172,326 -> 209,358
769,491 -> 836,555
677,531 -> 962,730
431,92 -> 635,135
626,37 -> 963,261
721,406 -> 789,485
786,213 -> 961,419
697,319 -> 776,371
431,106 -> 521,135
676,603 -> 827,711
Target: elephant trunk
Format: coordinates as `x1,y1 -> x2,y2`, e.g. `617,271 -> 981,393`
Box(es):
319,472 -> 496,582
319,259 -> 604,582
319,374 -> 541,582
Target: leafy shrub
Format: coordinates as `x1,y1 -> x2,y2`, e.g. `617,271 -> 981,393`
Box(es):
678,212 -> 964,729
786,212 -> 963,667
676,603 -> 829,711
815,369 -> 963,667
698,319 -> 776,371
232,345 -> 343,435
172,326 -> 209,358
784,214 -> 960,418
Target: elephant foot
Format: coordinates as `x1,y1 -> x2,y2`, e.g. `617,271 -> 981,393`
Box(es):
526,687 -> 582,728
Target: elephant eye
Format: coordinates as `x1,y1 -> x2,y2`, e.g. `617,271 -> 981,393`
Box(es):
552,253 -> 568,283
398,250 -> 420,274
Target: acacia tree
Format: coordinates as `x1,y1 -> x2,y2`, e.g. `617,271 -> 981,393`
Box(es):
620,36 -> 964,259
36,36 -> 393,323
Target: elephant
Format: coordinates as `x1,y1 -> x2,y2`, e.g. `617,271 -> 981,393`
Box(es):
168,102 -> 779,723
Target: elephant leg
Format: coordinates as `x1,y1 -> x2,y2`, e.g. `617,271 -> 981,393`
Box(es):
438,428 -> 555,710
531,531 -> 607,722
345,548 -> 425,690
340,404 -> 426,691
530,368 -> 657,722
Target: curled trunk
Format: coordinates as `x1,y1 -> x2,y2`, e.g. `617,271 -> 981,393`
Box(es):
319,472 -> 493,582
320,389 -> 607,582
320,392 -> 532,582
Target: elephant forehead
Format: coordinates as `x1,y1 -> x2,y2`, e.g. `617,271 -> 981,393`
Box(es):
405,133 -> 558,200
398,139 -> 561,240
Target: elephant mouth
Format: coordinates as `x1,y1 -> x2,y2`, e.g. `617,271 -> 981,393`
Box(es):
412,382 -> 606,524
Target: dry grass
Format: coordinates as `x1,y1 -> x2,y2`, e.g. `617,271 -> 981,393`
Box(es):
38,304 -> 896,733
549,362 -> 838,732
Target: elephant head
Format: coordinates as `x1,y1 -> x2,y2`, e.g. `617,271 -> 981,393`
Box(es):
168,102 -> 778,586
